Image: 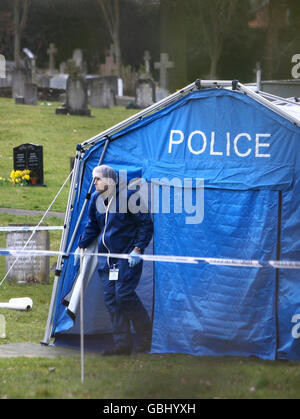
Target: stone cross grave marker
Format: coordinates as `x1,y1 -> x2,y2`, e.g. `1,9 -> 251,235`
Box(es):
154,52 -> 174,90
47,43 -> 57,75
100,45 -> 118,76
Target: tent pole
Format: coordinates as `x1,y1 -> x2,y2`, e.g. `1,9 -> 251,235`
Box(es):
257,90 -> 300,106
65,137 -> 110,256
42,137 -> 110,345
41,148 -> 83,345
236,82 -> 300,127
275,190 -> 282,360
80,249 -> 85,383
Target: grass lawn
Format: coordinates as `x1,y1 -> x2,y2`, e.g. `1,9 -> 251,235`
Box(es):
0,98 -> 299,400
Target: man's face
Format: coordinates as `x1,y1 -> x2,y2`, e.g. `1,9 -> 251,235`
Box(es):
93,177 -> 109,194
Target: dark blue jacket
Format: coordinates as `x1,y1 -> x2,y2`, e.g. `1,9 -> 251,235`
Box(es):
78,188 -> 153,270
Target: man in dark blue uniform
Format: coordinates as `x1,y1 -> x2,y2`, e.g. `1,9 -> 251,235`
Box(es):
78,165 -> 153,356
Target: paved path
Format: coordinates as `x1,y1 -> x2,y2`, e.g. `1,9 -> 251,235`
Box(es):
0,208 -> 65,219
0,342 -> 99,358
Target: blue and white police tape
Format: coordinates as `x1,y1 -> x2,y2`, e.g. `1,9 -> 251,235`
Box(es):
1,247 -> 300,269
0,226 -> 63,232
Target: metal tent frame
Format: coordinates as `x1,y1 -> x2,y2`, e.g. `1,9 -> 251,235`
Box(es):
42,79 -> 300,345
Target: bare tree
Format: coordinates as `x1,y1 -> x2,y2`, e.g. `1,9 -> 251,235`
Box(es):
97,0 -> 121,76
13,0 -> 30,69
197,0 -> 239,79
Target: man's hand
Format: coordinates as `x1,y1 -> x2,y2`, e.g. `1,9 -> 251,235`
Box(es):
128,247 -> 142,268
74,247 -> 81,266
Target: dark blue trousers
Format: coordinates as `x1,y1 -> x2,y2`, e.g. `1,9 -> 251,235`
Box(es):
98,259 -> 151,348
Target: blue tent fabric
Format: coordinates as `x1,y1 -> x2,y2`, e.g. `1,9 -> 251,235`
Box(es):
52,88 -> 300,360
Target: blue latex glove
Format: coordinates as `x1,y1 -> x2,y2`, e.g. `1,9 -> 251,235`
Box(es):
128,249 -> 142,268
74,247 -> 80,266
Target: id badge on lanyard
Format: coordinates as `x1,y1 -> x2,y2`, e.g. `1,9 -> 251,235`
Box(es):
109,264 -> 119,281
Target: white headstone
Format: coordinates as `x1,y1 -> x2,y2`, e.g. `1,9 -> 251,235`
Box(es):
117,78 -> 123,96
5,228 -> 50,284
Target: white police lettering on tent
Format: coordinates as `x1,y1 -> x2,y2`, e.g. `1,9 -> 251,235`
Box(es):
42,79 -> 300,362
168,129 -> 272,158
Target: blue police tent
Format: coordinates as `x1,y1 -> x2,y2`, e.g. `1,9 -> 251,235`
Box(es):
44,81 -> 300,360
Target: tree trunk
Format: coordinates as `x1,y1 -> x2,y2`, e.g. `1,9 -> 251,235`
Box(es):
112,2 -> 121,77
98,0 -> 121,77
14,0 -> 21,69
264,0 -> 286,79
13,0 -> 30,70
209,54 -> 218,79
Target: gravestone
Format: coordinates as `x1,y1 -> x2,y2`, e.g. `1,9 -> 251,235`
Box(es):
135,79 -> 155,108
24,83 -> 38,105
100,45 -> 118,76
144,50 -> 151,74
12,68 -> 30,100
37,74 -> 50,88
5,226 -> 50,284
72,49 -> 86,74
47,43 -> 57,76
65,75 -> 91,116
22,47 -> 37,84
154,52 -> 174,90
13,143 -> 44,186
50,74 -> 68,90
59,62 -> 67,74
90,77 -> 114,108
156,86 -> 169,102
